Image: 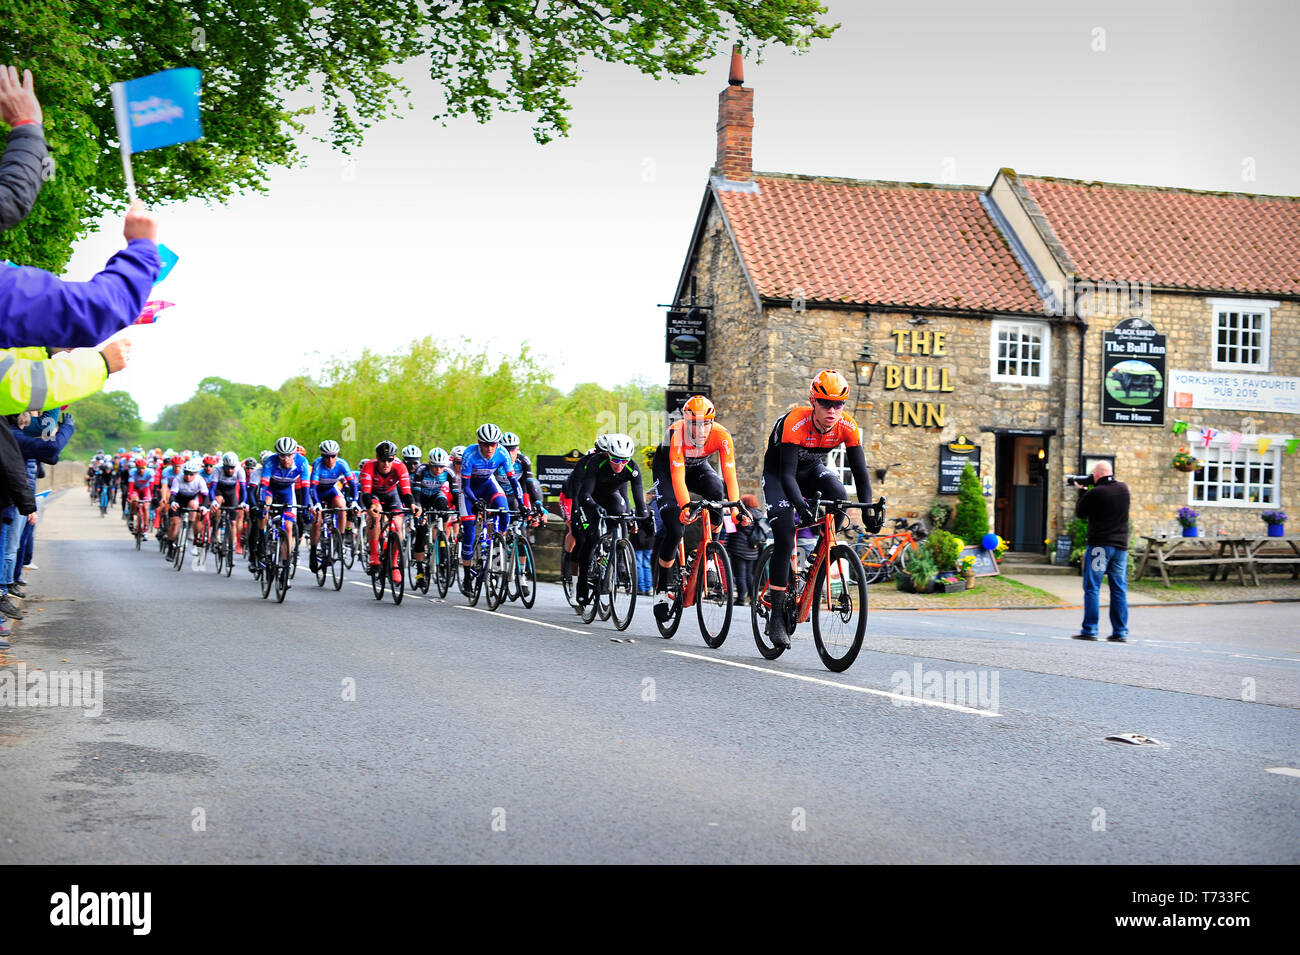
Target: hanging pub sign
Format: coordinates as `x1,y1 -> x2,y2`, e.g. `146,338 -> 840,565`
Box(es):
665,385 -> 712,416
535,450 -> 587,497
1102,318 -> 1166,426
665,307 -> 708,364
938,435 -> 980,494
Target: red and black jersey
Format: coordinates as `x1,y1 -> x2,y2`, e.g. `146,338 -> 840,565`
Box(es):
360,459 -> 412,497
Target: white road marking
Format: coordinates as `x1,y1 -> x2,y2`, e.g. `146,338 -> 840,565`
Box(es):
1266,767 -> 1300,778
455,605 -> 588,634
661,650 -> 1000,717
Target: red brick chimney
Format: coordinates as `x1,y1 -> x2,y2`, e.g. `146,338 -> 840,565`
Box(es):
715,45 -> 753,182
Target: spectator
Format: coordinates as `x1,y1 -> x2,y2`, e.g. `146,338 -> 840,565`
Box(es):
9,409 -> 73,601
0,411 -> 35,648
1070,461 -> 1131,643
0,65 -> 46,232
632,487 -> 659,595
726,493 -> 763,606
0,341 -> 132,413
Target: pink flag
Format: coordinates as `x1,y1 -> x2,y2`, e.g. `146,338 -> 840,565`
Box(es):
1200,427 -> 1219,447
1228,432 -> 1242,452
134,300 -> 175,325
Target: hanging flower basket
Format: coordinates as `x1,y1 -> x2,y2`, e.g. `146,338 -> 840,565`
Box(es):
1170,447 -> 1201,472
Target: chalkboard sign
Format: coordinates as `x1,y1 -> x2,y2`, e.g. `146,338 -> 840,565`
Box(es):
959,545 -> 999,577
665,386 -> 712,416
1054,534 -> 1073,566
938,445 -> 981,494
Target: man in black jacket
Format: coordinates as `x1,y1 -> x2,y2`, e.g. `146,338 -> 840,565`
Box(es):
1071,461 -> 1130,642
0,65 -> 47,232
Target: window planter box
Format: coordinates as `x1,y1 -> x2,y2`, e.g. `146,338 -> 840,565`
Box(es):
936,578 -> 966,594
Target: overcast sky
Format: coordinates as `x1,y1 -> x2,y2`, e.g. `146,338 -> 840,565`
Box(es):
62,0 -> 1300,422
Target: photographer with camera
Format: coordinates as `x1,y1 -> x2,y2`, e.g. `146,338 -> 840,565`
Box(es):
1069,461 -> 1130,642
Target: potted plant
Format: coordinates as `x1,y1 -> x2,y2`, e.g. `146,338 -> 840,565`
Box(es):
1170,447 -> 1201,472
1261,510 -> 1288,538
899,550 -> 939,593
1177,506 -> 1200,538
958,554 -> 977,589
928,498 -> 952,531
936,573 -> 966,594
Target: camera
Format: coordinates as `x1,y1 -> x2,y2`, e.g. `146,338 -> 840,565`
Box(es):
1064,474 -> 1094,488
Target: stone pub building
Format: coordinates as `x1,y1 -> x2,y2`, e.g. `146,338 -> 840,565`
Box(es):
668,52 -> 1300,552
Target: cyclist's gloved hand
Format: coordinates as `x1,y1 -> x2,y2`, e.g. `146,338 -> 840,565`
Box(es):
796,505 -> 815,526
635,508 -> 649,521
866,508 -> 885,534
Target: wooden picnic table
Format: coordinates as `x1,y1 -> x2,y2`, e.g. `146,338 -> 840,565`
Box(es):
1136,535 -> 1251,587
1237,534 -> 1300,584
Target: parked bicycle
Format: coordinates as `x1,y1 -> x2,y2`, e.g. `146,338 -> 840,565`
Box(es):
853,516 -> 927,584
751,495 -> 885,672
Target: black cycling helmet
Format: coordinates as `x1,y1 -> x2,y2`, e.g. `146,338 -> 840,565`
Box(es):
375,440 -> 398,461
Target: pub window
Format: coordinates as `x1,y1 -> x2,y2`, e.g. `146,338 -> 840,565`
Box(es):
826,445 -> 855,495
1189,444 -> 1281,507
1210,299 -> 1272,371
990,321 -> 1050,384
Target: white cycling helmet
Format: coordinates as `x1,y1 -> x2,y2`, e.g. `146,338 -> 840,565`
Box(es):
401,444 -> 422,461
274,436 -> 297,456
450,446 -> 466,461
221,452 -> 240,467
183,459 -> 202,474
606,433 -> 636,460
501,431 -> 520,449
476,422 -> 503,446
319,439 -> 340,456
594,433 -> 613,455
428,447 -> 450,467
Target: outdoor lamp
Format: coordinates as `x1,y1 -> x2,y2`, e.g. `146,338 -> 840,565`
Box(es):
852,344 -> 878,388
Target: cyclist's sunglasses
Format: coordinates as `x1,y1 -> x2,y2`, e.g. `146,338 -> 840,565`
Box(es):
609,456 -> 631,465
814,398 -> 846,410
376,453 -> 394,462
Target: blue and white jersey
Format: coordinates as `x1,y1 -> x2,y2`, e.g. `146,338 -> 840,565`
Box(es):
260,453 -> 311,506
311,455 -> 355,500
462,445 -> 521,494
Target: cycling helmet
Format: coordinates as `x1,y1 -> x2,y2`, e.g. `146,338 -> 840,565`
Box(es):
428,447 -> 450,467
295,445 -> 306,456
401,444 -> 422,461
594,433 -> 613,455
450,446 -> 466,462
170,455 -> 183,468
606,433 -> 636,460
682,395 -> 716,420
476,422 -> 503,446
243,457 -> 258,470
319,439 -> 340,456
183,459 -> 202,474
810,369 -> 850,402
134,458 -> 146,469
274,436 -> 297,456
203,454 -> 218,467
221,452 -> 240,467
501,432 -> 520,449
117,447 -> 125,454
375,440 -> 398,461
260,450 -> 272,460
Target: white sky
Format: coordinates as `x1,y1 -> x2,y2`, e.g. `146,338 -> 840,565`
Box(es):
62,0 -> 1300,422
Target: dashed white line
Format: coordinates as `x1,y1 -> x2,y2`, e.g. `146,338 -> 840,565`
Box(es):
661,649 -> 1000,717
1266,767 -> 1300,778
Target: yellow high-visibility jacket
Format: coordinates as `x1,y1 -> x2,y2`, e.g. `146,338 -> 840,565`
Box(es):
0,345 -> 109,414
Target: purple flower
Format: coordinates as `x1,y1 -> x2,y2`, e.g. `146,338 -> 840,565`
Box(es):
1261,510 -> 1288,525
1176,506 -> 1199,528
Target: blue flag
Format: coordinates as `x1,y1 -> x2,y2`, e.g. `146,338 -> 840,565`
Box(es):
155,243 -> 179,283
111,68 -> 203,154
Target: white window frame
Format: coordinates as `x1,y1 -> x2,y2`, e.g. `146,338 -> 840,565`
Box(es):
1187,433 -> 1287,508
826,445 -> 855,495
1209,298 -> 1275,372
990,320 -> 1051,384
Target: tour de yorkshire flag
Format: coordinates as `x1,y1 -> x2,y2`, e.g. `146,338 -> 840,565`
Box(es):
110,68 -> 203,153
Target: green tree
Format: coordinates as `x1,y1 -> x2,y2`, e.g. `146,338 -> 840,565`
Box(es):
1,1 -> 836,270
176,391 -> 238,450
951,462 -> 989,546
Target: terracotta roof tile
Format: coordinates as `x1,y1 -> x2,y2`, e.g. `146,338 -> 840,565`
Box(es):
1019,176 -> 1300,296
714,174 -> 1045,314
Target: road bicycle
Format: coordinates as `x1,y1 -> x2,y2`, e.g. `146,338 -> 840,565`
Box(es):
369,509 -> 407,605
501,511 -> 538,608
462,504 -> 514,611
211,506 -> 242,578
852,516 -> 928,584
168,506 -> 199,572
429,512 -> 456,599
258,504 -> 296,602
578,510 -> 639,631
313,506 -> 347,591
98,481 -> 110,516
655,498 -> 751,647
751,496 -> 885,673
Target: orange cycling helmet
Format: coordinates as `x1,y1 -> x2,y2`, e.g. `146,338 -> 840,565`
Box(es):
682,395 -> 716,420
810,369 -> 850,402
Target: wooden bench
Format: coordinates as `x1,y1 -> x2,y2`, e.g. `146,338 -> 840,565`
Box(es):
1136,535 -> 1251,587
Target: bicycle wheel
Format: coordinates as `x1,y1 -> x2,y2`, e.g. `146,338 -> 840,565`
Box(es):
260,532 -> 276,599
607,538 -> 637,631
812,544 -> 868,672
371,537 -> 386,601
213,520 -> 227,575
560,548 -> 577,607
275,535 -> 291,603
389,530 -> 405,605
504,532 -> 521,602
595,541 -> 613,621
172,521 -> 188,572
485,535 -> 508,611
889,541 -> 913,580
434,530 -> 451,599
516,536 -> 537,609
654,551 -> 685,639
223,520 -> 235,577
314,531 -> 329,587
192,520 -> 210,572
342,526 -> 356,569
750,546 -> 788,660
329,526 -> 344,590
696,541 -> 734,649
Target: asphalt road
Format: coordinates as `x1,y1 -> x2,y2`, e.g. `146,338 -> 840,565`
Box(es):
2,490 -> 1297,863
